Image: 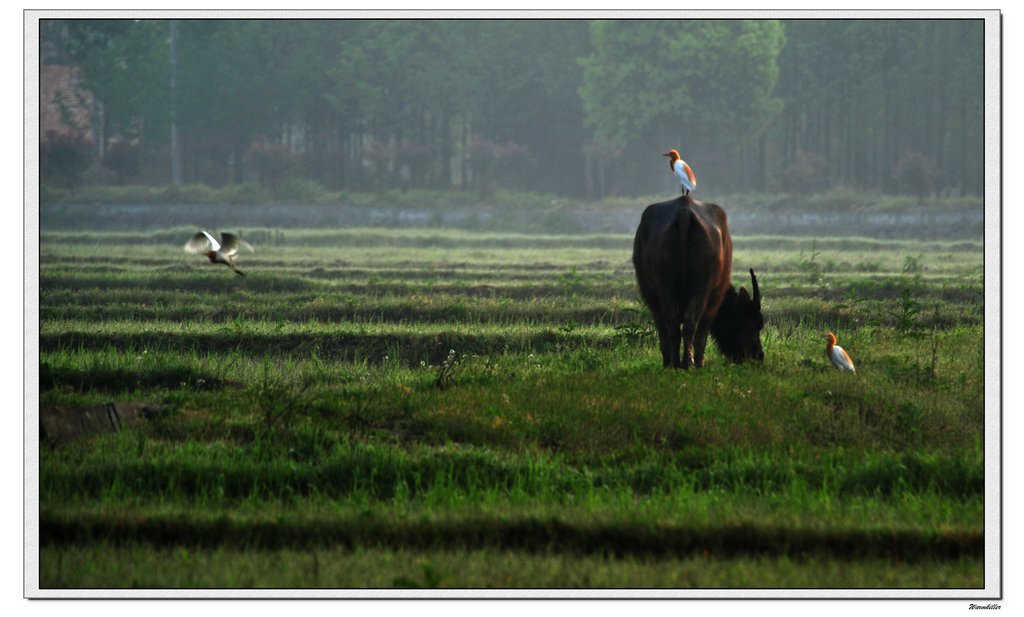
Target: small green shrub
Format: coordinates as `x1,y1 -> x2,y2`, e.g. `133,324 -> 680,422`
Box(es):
557,266 -> 585,291
216,182 -> 270,204
902,254 -> 924,275
797,239 -> 823,283
816,186 -> 867,210
435,349 -> 460,391
274,178 -> 328,202
160,183 -> 227,203
888,288 -> 923,336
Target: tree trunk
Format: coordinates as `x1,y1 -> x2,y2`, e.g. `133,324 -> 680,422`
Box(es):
169,20 -> 183,186
440,109 -> 451,190
461,115 -> 470,191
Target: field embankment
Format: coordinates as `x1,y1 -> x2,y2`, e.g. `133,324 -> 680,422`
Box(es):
40,186 -> 985,238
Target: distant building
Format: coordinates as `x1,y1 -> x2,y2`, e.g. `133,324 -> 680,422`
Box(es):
40,65 -> 95,141
39,20 -> 100,150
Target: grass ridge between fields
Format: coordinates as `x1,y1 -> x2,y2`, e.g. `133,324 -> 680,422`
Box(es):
39,510 -> 982,561
40,447 -> 983,501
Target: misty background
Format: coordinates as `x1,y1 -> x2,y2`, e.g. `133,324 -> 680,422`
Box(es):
39,19 -> 985,237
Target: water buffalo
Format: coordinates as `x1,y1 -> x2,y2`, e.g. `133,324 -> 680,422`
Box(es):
632,195 -> 764,368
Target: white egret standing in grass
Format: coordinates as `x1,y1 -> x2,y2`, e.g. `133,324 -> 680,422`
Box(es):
824,332 -> 856,373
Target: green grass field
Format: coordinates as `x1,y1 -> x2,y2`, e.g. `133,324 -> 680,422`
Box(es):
37,227 -> 985,590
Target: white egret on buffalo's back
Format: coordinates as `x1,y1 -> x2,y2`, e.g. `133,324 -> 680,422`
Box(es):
662,149 -> 697,196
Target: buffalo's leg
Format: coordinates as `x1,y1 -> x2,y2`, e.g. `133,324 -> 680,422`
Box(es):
667,304 -> 684,368
656,317 -> 673,368
679,301 -> 704,369
654,295 -> 683,368
652,310 -> 677,368
693,315 -> 714,368
680,319 -> 696,369
669,322 -> 682,368
660,320 -> 682,368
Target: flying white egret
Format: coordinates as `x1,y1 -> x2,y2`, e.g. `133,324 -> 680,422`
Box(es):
184,230 -> 254,276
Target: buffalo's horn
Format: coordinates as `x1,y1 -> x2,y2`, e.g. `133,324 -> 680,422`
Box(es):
750,269 -> 761,308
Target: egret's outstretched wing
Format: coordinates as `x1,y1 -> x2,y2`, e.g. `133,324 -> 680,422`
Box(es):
184,230 -> 220,253
219,232 -> 253,257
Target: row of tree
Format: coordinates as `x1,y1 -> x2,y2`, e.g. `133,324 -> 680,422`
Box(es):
42,18 -> 984,198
